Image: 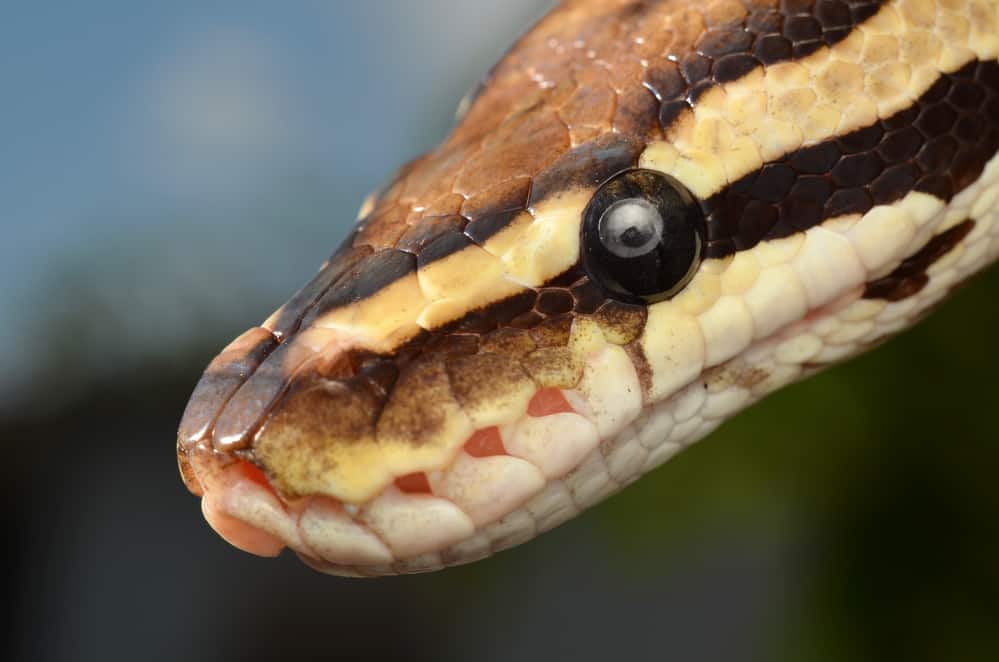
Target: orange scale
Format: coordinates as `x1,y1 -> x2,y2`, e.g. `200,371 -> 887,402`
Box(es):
463,426 -> 507,457
527,387 -> 575,417
395,472 -> 433,494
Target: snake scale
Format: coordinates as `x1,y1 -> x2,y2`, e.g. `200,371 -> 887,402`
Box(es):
177,0 -> 999,576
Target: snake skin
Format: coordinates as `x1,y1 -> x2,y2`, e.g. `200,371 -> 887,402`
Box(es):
177,0 -> 999,576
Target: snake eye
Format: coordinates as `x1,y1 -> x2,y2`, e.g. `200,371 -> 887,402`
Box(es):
581,169 -> 704,304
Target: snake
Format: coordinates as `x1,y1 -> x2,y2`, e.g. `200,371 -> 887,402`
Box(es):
176,0 -> 999,577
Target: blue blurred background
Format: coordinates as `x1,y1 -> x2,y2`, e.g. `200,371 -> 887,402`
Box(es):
5,3 -> 999,661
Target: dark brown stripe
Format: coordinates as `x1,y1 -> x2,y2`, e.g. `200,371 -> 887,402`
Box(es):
652,0 -> 886,126
396,214 -> 466,255
527,135 -> 645,207
266,244 -> 373,340
417,230 -> 476,268
701,59 -> 999,258
463,209 -> 522,247
463,135 -> 646,247
300,247 -> 417,325
863,220 -> 976,302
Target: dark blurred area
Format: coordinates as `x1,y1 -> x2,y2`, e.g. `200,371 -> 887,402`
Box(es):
4,3 -> 999,661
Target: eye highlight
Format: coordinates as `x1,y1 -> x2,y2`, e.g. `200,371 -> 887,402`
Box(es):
581,169 -> 704,304
599,198 -> 663,259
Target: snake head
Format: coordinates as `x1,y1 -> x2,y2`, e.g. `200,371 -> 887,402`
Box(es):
178,0 -> 999,575
176,127 -> 663,573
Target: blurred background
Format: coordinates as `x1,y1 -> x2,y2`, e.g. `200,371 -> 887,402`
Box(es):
4,2 -> 998,660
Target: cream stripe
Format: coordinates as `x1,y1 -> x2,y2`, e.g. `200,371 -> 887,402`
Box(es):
310,192 -> 589,352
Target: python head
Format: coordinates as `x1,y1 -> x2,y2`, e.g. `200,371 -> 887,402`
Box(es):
177,0 -> 999,576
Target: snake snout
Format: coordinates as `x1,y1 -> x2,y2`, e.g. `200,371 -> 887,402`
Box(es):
176,326 -> 278,496
177,320 -> 386,560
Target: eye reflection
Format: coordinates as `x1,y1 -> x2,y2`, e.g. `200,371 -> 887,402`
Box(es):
599,198 -> 664,259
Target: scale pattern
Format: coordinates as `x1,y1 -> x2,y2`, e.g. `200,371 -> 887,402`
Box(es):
702,60 -> 999,257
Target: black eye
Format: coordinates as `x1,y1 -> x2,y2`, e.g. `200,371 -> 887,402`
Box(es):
581,169 -> 704,304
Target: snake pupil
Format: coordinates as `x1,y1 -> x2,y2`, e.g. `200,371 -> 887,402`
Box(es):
620,225 -> 647,246
582,169 -> 703,304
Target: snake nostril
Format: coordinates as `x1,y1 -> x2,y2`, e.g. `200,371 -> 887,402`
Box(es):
356,356 -> 400,398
